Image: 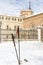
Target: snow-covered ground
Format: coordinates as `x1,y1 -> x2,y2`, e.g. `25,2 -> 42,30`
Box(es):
0,41 -> 43,65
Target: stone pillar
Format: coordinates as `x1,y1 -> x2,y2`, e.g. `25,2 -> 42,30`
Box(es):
37,27 -> 41,42
0,22 -> 2,43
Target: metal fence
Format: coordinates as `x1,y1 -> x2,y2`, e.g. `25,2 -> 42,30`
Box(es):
0,28 -> 38,42
41,28 -> 43,41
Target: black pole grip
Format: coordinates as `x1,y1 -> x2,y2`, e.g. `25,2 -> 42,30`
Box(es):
11,33 -> 15,46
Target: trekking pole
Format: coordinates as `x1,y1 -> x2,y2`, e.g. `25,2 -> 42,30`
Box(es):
17,26 -> 20,65
11,33 -> 19,65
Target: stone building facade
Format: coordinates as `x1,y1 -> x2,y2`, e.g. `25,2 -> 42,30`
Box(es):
0,9 -> 43,42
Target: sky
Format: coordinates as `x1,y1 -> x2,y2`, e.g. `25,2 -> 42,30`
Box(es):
0,0 -> 43,16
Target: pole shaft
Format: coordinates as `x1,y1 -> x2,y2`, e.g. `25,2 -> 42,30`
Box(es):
14,41 -> 19,65
11,34 -> 19,65
18,39 -> 20,65
17,26 -> 20,65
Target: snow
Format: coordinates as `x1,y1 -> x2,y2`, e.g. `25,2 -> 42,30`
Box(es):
0,41 -> 43,65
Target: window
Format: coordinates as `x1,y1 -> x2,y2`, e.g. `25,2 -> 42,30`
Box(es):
20,19 -> 22,22
2,17 -> 4,19
14,26 -> 16,30
8,17 -> 10,20
6,25 -> 9,29
6,35 -> 8,38
6,17 -> 10,20
18,18 -> 19,21
32,25 -> 35,28
15,18 -> 16,21
12,18 -> 14,20
6,17 -> 7,20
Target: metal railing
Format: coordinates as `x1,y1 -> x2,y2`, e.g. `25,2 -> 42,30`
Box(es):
0,28 -> 38,42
